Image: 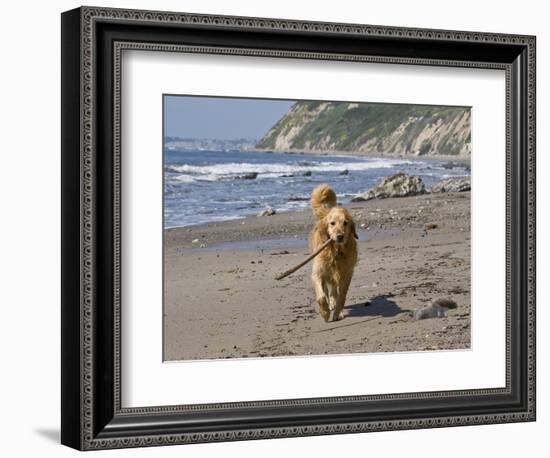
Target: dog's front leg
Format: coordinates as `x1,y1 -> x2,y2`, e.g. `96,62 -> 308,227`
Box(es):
327,284 -> 338,311
332,275 -> 352,321
312,273 -> 331,322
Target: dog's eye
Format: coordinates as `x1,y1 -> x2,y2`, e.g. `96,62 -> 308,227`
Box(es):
330,221 -> 336,226
344,221 -> 348,226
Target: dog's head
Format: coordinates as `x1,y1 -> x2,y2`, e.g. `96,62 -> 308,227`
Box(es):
324,207 -> 358,245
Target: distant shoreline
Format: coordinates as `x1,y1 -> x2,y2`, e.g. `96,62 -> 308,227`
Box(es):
166,145 -> 470,164
253,148 -> 471,164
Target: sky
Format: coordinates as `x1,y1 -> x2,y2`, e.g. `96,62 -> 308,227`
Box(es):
164,95 -> 295,140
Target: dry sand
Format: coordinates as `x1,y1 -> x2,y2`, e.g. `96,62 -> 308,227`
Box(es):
164,192 -> 471,361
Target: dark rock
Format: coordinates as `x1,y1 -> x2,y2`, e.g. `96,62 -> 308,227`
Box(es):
339,169 -> 350,175
237,172 -> 258,180
442,162 -> 456,169
434,298 -> 458,309
302,171 -> 312,177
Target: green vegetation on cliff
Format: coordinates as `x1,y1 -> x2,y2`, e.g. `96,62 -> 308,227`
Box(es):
256,101 -> 471,157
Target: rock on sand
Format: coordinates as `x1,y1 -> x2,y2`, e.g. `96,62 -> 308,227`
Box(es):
352,173 -> 426,201
258,207 -> 276,217
430,177 -> 471,193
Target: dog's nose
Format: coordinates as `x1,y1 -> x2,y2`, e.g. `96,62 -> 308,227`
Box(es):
336,234 -> 344,242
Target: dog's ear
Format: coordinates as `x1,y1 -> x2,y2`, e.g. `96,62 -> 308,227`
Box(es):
351,220 -> 359,239
322,217 -> 331,238
315,219 -> 330,241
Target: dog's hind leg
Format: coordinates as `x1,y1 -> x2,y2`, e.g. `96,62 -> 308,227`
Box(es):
312,273 -> 331,322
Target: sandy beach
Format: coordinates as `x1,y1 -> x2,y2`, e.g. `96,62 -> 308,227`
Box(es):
163,191 -> 471,361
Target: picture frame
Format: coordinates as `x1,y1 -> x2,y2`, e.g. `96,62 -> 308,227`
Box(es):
61,5 -> 536,450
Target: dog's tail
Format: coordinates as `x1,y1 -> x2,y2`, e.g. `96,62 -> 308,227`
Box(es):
311,184 -> 337,219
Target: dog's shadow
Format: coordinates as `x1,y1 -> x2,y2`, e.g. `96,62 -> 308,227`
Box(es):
345,295 -> 407,318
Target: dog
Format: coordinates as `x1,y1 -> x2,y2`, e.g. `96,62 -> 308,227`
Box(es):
309,184 -> 358,322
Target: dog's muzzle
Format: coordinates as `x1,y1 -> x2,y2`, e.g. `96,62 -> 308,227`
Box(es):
336,235 -> 345,243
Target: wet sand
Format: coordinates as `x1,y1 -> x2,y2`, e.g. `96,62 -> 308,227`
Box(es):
164,192 -> 471,361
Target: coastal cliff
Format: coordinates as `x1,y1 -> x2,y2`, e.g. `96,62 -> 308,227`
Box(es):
256,101 -> 471,157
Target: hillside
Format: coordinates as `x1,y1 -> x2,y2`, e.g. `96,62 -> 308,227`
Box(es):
256,101 -> 471,157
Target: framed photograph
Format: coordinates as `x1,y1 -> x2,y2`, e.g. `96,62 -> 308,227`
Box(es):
61,6 -> 536,450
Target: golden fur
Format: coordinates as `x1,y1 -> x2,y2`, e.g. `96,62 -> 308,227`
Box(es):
309,184 -> 358,322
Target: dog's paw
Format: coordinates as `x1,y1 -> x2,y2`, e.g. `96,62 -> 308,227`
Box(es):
320,308 -> 331,322
317,297 -> 331,322
332,311 -> 345,322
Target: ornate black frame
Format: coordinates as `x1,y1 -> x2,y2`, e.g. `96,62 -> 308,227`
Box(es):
61,6 -> 536,450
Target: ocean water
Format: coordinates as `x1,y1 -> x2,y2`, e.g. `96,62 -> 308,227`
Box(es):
164,149 -> 469,228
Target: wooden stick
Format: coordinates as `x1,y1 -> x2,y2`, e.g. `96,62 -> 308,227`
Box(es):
275,238 -> 333,280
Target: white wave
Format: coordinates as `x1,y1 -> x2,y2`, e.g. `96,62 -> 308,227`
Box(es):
167,158 -> 410,181
170,173 -> 220,183
170,174 -> 196,183
276,200 -> 310,213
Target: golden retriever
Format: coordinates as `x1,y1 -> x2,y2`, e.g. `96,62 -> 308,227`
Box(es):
309,184 -> 358,322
